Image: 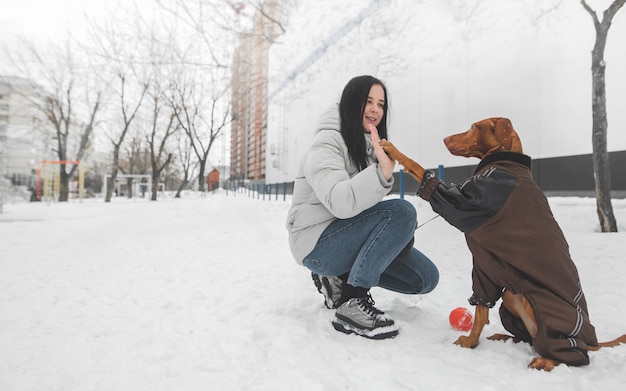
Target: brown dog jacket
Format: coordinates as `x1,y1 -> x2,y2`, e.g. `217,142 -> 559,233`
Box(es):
419,151 -> 599,366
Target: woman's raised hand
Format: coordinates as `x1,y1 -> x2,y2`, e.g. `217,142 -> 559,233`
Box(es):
368,124 -> 395,181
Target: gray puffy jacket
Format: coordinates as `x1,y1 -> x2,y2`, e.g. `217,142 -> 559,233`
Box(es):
285,104 -> 394,265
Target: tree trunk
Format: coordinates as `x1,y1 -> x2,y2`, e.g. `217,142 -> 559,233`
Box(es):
59,164 -> 69,202
197,159 -> 206,192
151,172 -> 159,201
590,31 -> 616,232
105,146 -> 121,202
582,0 -> 623,232
175,176 -> 188,198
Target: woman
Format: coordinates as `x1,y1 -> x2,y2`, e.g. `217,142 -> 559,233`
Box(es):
286,75 -> 439,339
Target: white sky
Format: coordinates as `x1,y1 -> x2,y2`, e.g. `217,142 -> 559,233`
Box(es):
0,0 -> 113,42
0,0 -> 158,72
0,0 -> 113,70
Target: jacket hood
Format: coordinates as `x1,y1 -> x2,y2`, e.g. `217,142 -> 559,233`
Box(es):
315,103 -> 373,142
315,104 -> 341,134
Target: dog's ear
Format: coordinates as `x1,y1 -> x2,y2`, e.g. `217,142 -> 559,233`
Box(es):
493,118 -> 523,153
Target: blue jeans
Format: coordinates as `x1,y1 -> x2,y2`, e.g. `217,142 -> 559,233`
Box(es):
303,199 -> 439,294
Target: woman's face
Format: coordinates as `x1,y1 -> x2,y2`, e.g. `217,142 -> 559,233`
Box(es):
362,83 -> 385,133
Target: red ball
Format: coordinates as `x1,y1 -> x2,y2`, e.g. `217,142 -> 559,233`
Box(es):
449,307 -> 473,331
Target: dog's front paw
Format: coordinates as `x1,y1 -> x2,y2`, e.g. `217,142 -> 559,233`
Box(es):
454,335 -> 479,349
488,333 -> 524,343
380,140 -> 396,153
528,357 -> 560,371
487,333 -> 513,342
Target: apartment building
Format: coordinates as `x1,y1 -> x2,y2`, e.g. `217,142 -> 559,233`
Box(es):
0,75 -> 47,192
229,2 -> 281,187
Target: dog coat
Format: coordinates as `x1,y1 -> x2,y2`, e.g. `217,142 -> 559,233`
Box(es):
418,151 -> 599,366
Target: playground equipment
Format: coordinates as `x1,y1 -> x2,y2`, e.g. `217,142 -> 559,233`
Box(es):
103,174 -> 152,198
36,160 -> 84,202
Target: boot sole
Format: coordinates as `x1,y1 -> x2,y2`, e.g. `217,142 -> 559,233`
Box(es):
331,317 -> 399,340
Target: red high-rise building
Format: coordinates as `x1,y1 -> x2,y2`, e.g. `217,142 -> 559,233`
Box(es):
230,3 -> 278,186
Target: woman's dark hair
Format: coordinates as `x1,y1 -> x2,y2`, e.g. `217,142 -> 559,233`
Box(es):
339,75 -> 389,171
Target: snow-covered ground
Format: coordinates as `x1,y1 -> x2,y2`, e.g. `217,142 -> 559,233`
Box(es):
1,191 -> 625,390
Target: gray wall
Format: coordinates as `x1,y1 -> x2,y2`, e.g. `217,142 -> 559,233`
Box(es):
392,150 -> 626,198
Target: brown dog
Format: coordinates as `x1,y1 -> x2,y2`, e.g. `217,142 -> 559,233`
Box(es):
381,117 -> 626,371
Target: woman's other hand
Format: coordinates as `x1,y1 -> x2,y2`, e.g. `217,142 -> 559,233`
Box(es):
368,124 -> 395,181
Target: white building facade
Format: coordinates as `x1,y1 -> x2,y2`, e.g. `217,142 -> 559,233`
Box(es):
265,0 -> 626,189
0,76 -> 48,196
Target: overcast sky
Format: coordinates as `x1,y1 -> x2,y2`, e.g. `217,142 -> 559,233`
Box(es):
1,0 -> 113,42
0,0 -> 140,72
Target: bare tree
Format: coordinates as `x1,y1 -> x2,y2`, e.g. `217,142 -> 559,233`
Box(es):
120,133 -> 151,198
87,15 -> 151,203
145,90 -> 178,200
581,0 -> 624,232
124,134 -> 151,177
173,128 -> 198,197
155,0 -> 286,67
103,75 -> 149,202
10,39 -> 103,202
157,0 -> 288,187
168,74 -> 231,192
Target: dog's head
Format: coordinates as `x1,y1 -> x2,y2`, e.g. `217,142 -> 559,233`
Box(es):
444,117 -> 523,159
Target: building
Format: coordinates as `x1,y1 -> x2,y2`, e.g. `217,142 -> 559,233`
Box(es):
230,2 -> 280,187
0,75 -> 48,197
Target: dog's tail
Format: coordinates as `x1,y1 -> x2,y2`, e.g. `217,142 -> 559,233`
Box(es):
588,334 -> 626,351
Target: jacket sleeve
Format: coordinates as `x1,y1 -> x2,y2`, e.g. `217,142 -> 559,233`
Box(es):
418,167 -> 517,234
303,132 -> 392,219
466,240 -> 508,308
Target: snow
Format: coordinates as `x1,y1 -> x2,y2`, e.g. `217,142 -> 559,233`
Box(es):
1,191 -> 625,390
